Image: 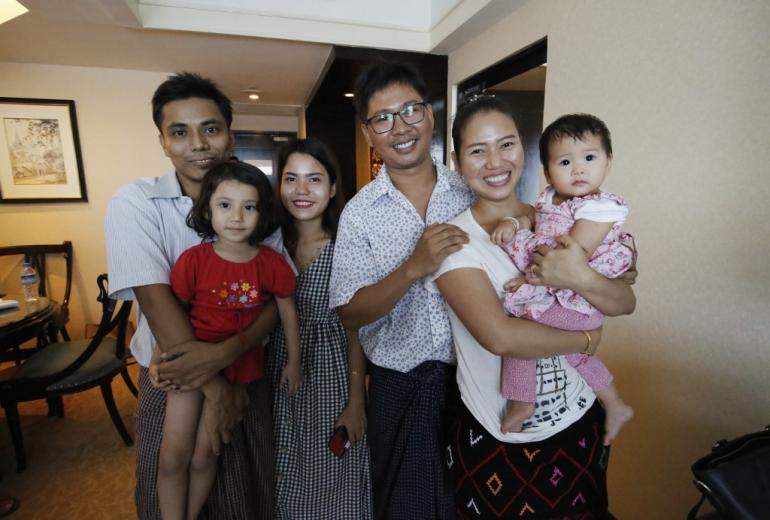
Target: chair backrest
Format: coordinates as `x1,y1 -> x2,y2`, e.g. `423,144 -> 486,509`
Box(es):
10,273 -> 132,389
0,241 -> 73,304
92,273 -> 133,361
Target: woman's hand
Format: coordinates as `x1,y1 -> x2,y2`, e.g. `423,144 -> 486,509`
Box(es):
281,361 -> 303,397
528,235 -> 636,316
335,401 -> 367,444
526,235 -> 593,291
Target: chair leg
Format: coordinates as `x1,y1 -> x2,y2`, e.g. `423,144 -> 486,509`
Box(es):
1,399 -> 27,472
46,396 -> 64,418
59,326 -> 71,342
100,382 -> 133,447
121,368 -> 139,398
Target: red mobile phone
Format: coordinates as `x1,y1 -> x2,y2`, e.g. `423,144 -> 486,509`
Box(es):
328,426 -> 351,458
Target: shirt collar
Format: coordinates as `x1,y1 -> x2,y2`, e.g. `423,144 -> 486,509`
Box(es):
366,157 -> 455,205
142,170 -> 186,200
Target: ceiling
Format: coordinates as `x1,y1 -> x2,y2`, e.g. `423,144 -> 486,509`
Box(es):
0,0 -> 526,116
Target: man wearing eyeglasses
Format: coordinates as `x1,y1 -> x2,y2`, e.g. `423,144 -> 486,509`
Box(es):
330,61 -> 472,519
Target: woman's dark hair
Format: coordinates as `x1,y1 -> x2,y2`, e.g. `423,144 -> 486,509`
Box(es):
451,94 -> 519,154
152,72 -> 233,131
274,138 -> 345,256
187,160 -> 279,246
539,113 -> 613,166
353,61 -> 429,122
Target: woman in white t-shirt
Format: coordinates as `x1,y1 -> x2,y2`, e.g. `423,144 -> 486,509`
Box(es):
430,96 -> 636,519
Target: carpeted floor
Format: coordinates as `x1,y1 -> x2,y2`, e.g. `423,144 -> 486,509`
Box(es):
0,364 -> 138,520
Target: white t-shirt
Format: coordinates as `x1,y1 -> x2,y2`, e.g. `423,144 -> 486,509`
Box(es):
427,209 -> 596,443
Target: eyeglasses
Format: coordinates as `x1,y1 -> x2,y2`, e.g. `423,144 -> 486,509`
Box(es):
365,102 -> 428,134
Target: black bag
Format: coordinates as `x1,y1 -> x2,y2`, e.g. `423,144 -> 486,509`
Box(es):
687,425 -> 770,519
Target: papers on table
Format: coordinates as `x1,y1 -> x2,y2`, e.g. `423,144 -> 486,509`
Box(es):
0,299 -> 20,311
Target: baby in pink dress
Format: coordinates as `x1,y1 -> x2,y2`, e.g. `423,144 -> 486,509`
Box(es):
492,114 -> 634,444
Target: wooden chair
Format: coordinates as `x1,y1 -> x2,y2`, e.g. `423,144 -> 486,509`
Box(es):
0,273 -> 134,472
84,320 -> 139,398
0,241 -> 73,362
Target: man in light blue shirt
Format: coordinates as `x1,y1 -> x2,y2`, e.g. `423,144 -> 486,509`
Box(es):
106,72 -> 278,519
329,62 -> 472,519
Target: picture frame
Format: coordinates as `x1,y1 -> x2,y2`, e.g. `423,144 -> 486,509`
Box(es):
0,97 -> 87,203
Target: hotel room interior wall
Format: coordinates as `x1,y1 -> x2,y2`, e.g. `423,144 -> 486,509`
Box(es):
447,1 -> 770,517
232,113 -> 298,133
0,63 -> 172,341
0,63 -> 299,341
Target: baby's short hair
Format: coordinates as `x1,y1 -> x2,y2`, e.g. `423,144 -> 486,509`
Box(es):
539,113 -> 612,165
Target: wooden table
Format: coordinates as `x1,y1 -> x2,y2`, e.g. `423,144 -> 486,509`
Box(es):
0,295 -> 56,354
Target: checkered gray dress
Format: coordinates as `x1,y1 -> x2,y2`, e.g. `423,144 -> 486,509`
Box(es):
267,242 -> 373,519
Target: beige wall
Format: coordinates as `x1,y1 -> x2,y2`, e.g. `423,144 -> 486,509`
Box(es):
232,113 -> 299,133
0,62 -> 298,339
448,0 -> 770,517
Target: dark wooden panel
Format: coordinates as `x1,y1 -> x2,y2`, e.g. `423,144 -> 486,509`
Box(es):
306,46 -> 448,199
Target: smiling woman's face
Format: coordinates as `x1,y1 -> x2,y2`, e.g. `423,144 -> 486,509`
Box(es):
279,152 -> 334,223
455,110 -> 524,202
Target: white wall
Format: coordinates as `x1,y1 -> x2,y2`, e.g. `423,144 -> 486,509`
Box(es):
0,62 -> 297,339
448,1 -> 770,517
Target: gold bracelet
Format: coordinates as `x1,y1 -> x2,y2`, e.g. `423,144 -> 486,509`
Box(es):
502,216 -> 520,233
580,330 -> 593,356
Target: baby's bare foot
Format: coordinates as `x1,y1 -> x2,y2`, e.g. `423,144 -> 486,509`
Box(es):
602,401 -> 634,445
501,400 -> 535,434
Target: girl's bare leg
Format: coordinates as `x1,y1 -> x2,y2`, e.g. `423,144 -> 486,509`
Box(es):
186,413 -> 219,520
158,390 -> 204,520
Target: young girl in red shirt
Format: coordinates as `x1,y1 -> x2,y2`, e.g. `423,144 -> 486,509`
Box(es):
158,160 -> 301,520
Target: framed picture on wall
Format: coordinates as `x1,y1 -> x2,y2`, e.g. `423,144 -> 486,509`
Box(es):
0,97 -> 87,203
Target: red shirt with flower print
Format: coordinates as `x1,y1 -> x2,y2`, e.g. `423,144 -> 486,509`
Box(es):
170,242 -> 296,384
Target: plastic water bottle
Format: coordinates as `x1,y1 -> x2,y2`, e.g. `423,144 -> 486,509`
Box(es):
20,262 -> 38,302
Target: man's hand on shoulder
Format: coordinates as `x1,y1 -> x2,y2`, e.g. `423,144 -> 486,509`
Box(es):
404,223 -> 469,280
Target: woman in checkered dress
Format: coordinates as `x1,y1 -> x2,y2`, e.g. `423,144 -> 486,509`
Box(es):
267,139 -> 373,519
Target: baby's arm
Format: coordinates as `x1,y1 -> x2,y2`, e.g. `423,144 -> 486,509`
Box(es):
276,296 -> 303,396
496,209 -> 534,290
569,219 -> 615,258
491,214 -> 533,246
